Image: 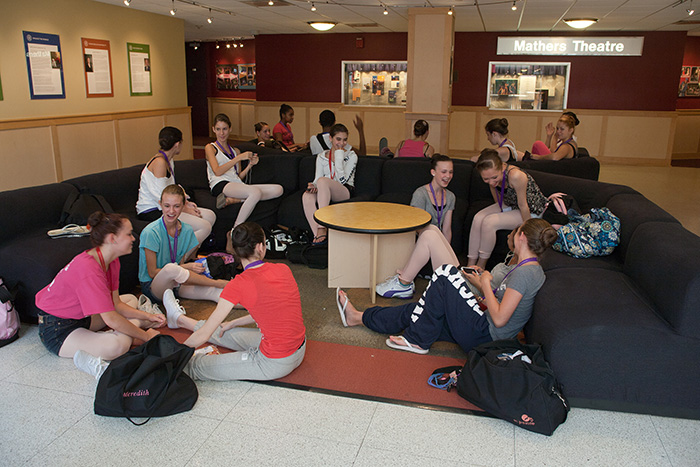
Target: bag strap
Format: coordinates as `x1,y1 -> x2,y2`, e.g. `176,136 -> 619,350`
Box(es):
59,191 -> 80,225
127,417 -> 151,426
316,133 -> 330,151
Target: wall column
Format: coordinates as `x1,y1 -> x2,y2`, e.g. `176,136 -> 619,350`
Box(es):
406,8 -> 454,154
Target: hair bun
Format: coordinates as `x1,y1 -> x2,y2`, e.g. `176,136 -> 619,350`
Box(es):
87,211 -> 105,228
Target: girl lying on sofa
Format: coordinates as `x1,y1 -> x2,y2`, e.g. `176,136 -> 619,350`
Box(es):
338,218 -> 557,355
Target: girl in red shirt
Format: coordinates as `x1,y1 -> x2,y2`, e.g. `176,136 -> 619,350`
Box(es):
165,222 -> 306,381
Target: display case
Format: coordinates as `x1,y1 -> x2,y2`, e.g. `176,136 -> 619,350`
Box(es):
342,61 -> 407,107
487,62 -> 570,111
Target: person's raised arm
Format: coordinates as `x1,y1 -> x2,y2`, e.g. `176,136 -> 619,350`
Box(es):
353,115 -> 366,156
544,122 -> 556,153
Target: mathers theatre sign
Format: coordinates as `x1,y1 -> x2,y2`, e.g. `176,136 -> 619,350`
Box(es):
497,37 -> 644,56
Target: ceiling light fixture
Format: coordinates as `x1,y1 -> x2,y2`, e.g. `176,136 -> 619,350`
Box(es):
383,6 -> 389,15
233,42 -> 238,48
511,1 -> 517,11
448,6 -> 453,15
170,0 -> 176,15
215,41 -> 220,49
268,0 -> 274,5
208,9 -> 213,23
308,21 -> 337,31
239,42 -> 244,48
226,42 -> 231,48
311,2 -> 316,11
689,0 -> 695,15
563,18 -> 598,29
123,0 -> 131,6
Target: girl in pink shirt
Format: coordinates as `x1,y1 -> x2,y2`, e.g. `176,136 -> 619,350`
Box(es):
36,212 -> 165,361
381,120 -> 435,158
272,104 -> 307,152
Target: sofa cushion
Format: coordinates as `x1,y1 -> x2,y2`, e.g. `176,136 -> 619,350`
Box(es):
538,247 -> 622,272
0,183 -> 78,245
248,153 -> 303,194
624,222 -> 700,338
525,267 -> 700,411
353,156 -> 384,199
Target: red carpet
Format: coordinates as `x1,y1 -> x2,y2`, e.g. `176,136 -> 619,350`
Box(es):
160,328 -> 486,415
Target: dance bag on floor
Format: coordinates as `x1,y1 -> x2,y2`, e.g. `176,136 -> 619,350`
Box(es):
456,339 -> 569,436
94,335 -> 198,425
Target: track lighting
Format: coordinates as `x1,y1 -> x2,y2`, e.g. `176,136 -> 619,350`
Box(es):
123,0 -> 131,6
383,6 -> 388,15
239,42 -> 244,48
311,2 -> 316,11
512,1 -> 517,11
208,9 -> 213,23
215,41 -> 220,49
226,42 -> 231,48
448,6 -> 453,15
170,0 -> 176,15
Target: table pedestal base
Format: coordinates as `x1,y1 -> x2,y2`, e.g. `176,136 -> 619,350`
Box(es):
327,229 -> 416,303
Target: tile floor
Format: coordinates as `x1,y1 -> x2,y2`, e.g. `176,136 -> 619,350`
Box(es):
3,163 -> 700,466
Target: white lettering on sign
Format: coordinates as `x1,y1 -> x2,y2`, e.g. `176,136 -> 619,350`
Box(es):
498,37 -> 643,56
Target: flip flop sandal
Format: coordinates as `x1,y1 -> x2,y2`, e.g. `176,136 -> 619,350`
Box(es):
313,235 -> 328,245
47,224 -> 90,238
336,287 -> 348,327
385,336 -> 428,355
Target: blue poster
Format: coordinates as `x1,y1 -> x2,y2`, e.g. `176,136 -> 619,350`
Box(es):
23,30 -> 66,99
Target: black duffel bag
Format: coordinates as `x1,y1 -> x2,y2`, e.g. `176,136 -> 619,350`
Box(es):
94,335 -> 198,425
456,339 -> 569,436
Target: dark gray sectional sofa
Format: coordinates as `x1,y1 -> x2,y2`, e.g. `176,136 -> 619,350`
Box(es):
3,146 -> 697,419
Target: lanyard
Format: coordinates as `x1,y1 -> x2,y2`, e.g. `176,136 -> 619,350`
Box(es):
556,137 -> 573,152
215,141 -> 239,174
498,138 -> 507,148
280,121 -> 293,140
428,182 -> 445,227
496,167 -> 507,211
244,260 -> 264,270
161,217 -> 179,264
328,151 -> 336,180
492,257 -> 538,295
95,247 -> 107,271
158,150 -> 174,178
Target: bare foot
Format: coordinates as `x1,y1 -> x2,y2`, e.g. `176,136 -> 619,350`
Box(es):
338,289 -> 363,326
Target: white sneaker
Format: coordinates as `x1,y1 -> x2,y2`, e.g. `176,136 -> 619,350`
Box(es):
137,294 -> 163,315
73,350 -> 109,380
163,289 -> 186,329
376,274 -> 415,299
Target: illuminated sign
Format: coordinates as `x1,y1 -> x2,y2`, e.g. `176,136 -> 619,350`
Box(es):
497,37 -> 644,56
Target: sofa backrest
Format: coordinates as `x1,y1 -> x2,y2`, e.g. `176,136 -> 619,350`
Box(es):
63,164 -> 143,215
606,193 -> 680,260
353,156 -> 384,199
248,153 -> 303,194
0,182 -> 78,244
514,155 -> 600,181
624,222 -> 700,337
174,159 -> 209,193
527,170 -> 637,212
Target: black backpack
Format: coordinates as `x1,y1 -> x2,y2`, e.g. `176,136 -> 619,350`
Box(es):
59,189 -> 114,226
286,242 -> 328,269
455,339 -> 569,436
94,335 -> 198,425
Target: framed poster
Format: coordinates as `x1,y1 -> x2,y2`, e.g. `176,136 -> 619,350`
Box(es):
23,30 -> 65,99
238,64 -> 256,90
82,38 -> 114,98
679,65 -> 700,97
127,42 -> 152,96
216,65 -> 239,90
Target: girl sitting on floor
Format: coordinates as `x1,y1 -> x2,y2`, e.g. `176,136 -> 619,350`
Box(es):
164,222 -> 306,381
338,218 -> 556,355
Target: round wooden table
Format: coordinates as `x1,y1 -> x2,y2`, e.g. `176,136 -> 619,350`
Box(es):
314,202 -> 431,303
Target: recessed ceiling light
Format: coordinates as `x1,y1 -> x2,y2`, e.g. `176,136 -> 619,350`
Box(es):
563,18 -> 598,29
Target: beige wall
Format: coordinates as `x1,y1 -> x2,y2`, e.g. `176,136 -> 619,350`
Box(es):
673,110 -> 700,160
0,0 -> 189,190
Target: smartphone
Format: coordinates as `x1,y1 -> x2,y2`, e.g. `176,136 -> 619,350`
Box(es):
460,266 -> 480,275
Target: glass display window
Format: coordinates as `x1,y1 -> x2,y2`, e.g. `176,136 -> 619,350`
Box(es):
342,61 -> 408,107
487,62 -> 571,111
